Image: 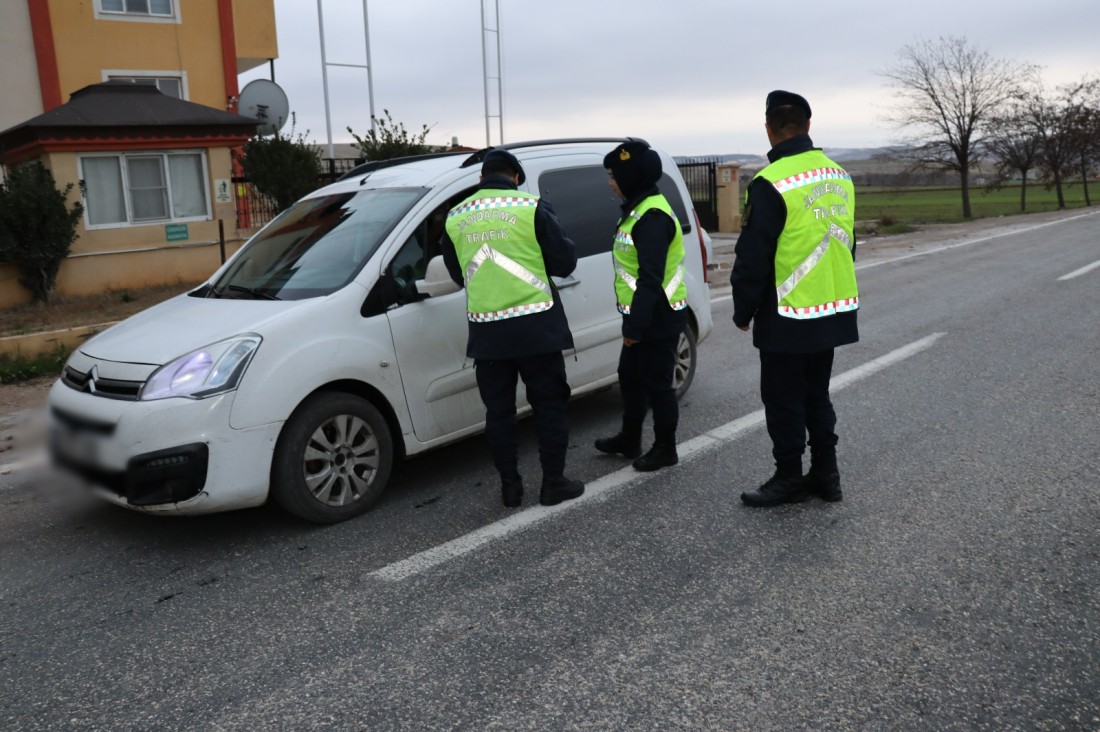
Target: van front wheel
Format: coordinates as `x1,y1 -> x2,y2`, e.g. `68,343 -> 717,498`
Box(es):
271,392 -> 393,523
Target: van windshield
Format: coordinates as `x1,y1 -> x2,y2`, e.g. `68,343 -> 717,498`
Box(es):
209,188 -> 426,300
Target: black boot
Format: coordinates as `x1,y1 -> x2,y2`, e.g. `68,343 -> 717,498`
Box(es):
633,425 -> 678,472
500,472 -> 523,508
740,470 -> 808,507
540,474 -> 585,506
594,421 -> 643,459
632,442 -> 678,471
805,455 -> 842,502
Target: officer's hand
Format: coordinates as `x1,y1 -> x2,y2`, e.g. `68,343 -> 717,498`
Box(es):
623,337 -> 639,347
737,324 -> 750,332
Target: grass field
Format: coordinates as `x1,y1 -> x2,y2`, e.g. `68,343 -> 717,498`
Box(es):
857,181 -> 1097,225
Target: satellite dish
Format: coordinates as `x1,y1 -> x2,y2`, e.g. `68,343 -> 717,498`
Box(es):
238,79 -> 289,136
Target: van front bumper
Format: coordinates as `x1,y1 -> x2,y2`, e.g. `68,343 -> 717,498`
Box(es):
47,381 -> 281,515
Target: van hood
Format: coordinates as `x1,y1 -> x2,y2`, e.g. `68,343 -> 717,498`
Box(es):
79,293 -> 311,365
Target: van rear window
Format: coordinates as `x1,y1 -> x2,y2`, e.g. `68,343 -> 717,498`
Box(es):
538,166 -> 691,259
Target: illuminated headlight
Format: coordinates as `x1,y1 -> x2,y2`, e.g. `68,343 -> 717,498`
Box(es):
141,335 -> 261,401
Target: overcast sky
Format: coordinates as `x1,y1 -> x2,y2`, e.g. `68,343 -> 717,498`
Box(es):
239,0 -> 1100,158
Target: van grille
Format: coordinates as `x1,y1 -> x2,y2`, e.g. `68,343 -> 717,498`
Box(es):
62,366 -> 143,401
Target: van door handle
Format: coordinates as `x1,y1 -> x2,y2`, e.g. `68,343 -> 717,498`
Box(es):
554,276 -> 581,290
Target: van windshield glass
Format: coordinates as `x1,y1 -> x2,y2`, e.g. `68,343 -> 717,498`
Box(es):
210,188 -> 425,300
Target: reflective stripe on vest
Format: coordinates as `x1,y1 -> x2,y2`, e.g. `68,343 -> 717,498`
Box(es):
753,150 -> 859,320
612,197 -> 688,315
445,190 -> 553,322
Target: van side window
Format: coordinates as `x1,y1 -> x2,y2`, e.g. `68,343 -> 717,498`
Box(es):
362,186 -> 476,316
538,167 -> 694,260
537,166 -> 619,259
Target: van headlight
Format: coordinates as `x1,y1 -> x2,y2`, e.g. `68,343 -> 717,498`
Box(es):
141,335 -> 262,401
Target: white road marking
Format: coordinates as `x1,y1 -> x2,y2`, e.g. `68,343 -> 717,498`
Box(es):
371,332 -> 946,582
855,211 -> 1100,272
1058,258 -> 1100,281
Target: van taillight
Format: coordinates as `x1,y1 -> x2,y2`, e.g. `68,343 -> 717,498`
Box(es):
693,210 -> 708,283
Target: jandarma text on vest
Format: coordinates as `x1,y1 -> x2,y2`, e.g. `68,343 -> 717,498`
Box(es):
456,208 -> 519,232
802,182 -> 849,209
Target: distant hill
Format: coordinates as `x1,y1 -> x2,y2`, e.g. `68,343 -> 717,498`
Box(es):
675,147 -> 980,188
676,147 -> 908,167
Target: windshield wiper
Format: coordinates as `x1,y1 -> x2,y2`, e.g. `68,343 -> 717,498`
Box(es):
223,284 -> 282,301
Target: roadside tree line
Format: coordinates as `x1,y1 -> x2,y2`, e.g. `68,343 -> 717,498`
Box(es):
882,35 -> 1098,217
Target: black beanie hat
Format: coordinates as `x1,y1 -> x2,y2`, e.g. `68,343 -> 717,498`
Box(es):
481,148 -> 526,184
765,90 -> 812,119
603,140 -> 662,199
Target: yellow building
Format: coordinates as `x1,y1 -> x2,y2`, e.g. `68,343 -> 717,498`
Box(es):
0,0 -> 278,308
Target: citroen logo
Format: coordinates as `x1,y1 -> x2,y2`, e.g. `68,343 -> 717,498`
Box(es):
85,365 -> 99,394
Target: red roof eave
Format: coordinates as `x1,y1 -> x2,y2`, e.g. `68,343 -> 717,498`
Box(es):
1,129 -> 255,165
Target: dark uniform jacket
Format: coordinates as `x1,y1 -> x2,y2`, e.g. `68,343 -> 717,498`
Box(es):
731,134 -> 859,354
442,174 -> 577,360
618,185 -> 689,342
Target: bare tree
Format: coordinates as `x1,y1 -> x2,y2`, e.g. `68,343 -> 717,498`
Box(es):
1019,79 -> 1096,209
881,36 -> 1028,218
985,103 -> 1042,212
1065,80 -> 1099,206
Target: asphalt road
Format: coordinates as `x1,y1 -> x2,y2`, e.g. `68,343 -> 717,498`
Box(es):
2,212 -> 1099,730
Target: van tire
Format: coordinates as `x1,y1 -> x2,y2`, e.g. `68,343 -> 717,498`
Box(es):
270,392 -> 393,523
674,324 -> 697,400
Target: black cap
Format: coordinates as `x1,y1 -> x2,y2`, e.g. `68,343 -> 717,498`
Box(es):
481,148 -> 525,184
603,140 -> 662,199
765,90 -> 812,119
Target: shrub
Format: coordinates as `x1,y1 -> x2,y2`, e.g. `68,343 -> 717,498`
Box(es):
348,109 -> 435,161
0,161 -> 84,304
0,345 -> 71,384
238,114 -> 322,212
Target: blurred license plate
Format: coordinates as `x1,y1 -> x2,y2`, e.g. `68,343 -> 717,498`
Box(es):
51,425 -> 101,467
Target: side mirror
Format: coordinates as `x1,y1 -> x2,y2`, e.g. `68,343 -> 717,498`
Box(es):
414,255 -> 461,298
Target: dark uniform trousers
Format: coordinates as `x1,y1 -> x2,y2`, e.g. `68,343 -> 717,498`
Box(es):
474,352 -> 571,478
619,334 -> 679,435
759,349 -> 838,472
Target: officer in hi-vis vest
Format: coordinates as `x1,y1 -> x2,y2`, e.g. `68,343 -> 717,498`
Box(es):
732,90 -> 860,507
594,141 -> 688,472
442,149 -> 585,509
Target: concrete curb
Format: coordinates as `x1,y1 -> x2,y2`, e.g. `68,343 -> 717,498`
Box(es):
0,321 -> 119,360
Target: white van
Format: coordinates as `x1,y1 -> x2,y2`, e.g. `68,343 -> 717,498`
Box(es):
49,139 -> 714,523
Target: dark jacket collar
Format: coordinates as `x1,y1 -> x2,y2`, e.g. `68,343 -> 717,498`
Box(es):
620,184 -> 661,215
478,174 -> 519,191
767,133 -> 816,163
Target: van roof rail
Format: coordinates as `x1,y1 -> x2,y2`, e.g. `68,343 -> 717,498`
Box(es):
459,137 -> 650,169
336,137 -> 653,181
336,150 -> 468,182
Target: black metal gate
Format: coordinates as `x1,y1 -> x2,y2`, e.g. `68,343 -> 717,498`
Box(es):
676,161 -> 718,231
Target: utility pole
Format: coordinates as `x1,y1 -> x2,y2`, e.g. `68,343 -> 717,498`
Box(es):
481,0 -> 504,147
316,0 -> 377,158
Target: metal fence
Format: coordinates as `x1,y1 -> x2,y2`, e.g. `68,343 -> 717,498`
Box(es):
677,161 -> 718,231
234,158 -> 362,231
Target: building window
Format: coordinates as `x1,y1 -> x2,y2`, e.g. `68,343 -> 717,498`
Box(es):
81,152 -> 209,227
99,0 -> 175,17
108,76 -> 183,98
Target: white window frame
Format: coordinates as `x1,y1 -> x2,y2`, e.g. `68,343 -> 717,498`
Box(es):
94,0 -> 181,24
102,70 -> 189,100
79,151 -> 212,230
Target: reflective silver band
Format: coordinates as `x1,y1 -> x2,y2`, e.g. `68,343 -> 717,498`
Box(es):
664,262 -> 685,302
614,260 -> 638,291
775,223 -> 851,301
469,299 -> 555,322
465,244 -> 553,296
